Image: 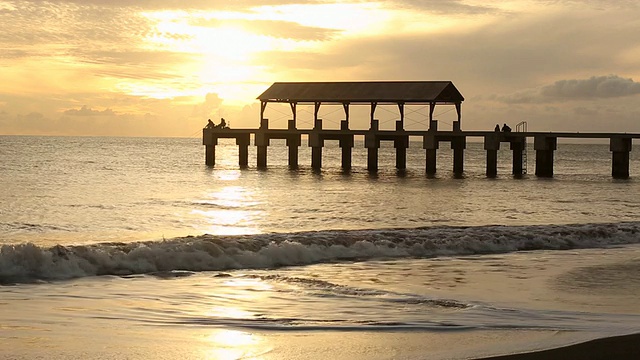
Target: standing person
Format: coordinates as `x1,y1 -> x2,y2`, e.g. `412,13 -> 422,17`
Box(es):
494,124 -> 500,132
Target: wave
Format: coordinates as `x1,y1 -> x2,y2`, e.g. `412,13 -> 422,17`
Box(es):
1,222 -> 640,284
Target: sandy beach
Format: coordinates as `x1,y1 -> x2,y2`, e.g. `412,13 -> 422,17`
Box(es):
477,333 -> 640,360
2,328 -> 638,360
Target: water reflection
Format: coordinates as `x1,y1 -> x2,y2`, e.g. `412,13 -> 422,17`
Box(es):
206,306 -> 254,319
193,185 -> 263,235
205,329 -> 266,360
212,170 -> 242,182
202,277 -> 273,359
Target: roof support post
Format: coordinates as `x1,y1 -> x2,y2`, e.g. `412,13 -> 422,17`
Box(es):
314,102 -> 321,122
398,102 -> 405,129
370,102 -> 377,127
429,102 -> 436,121
454,102 -> 462,131
260,101 -> 267,121
290,102 -> 297,121
343,102 -> 350,126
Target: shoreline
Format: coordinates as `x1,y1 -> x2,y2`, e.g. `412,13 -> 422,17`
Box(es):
476,333 -> 640,360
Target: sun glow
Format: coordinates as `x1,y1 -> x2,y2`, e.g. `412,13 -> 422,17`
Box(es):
140,9 -> 319,103
133,3 -> 461,104
136,5 -> 391,103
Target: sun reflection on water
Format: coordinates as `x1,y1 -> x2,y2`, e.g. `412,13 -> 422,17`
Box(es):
193,184 -> 263,235
212,170 -> 242,182
201,278 -> 274,359
205,329 -> 266,360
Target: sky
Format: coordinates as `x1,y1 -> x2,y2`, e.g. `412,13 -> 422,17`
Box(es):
1,0 -> 640,137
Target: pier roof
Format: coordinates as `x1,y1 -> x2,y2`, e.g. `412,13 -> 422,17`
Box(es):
257,81 -> 464,105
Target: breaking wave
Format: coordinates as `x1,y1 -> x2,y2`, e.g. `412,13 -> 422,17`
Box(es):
2,222 -> 640,284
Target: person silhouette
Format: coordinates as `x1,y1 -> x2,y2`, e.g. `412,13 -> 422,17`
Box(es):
494,124 -> 500,132
219,118 -> 227,129
502,123 -> 512,132
205,119 -> 215,129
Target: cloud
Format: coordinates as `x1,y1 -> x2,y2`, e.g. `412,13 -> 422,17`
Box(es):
63,105 -> 116,116
541,75 -> 640,98
14,0 -> 321,11
190,17 -> 339,41
191,92 -> 224,118
535,0 -> 640,10
499,75 -> 640,103
390,0 -> 497,14
239,20 -> 339,41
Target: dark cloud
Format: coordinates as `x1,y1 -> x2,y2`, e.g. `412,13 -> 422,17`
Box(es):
542,75 -> 640,99
254,7 -> 640,98
535,0 -> 640,10
500,75 -> 640,103
573,106 -> 599,116
389,0 -> 497,14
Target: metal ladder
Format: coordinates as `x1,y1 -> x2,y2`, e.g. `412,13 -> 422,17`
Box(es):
515,121 -> 528,174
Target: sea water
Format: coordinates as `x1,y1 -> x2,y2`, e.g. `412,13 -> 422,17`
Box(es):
1,135 -> 639,359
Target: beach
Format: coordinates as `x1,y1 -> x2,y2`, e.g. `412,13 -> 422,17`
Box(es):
477,333 -> 640,360
2,322 -> 637,359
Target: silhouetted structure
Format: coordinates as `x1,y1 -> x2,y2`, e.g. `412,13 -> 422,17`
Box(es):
203,81 -> 637,179
255,81 -> 464,170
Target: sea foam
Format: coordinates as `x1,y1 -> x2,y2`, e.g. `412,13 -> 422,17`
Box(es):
1,222 -> 639,284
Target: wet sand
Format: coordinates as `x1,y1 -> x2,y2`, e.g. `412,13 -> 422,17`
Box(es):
477,333 -> 640,360
5,327 -> 636,360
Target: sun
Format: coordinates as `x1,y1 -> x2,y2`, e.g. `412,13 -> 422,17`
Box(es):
138,10 -> 302,103
133,4 -> 393,104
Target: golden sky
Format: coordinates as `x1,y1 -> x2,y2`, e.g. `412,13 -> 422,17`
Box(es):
1,0 -> 640,136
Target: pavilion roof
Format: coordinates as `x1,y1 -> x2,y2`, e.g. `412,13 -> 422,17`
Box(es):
257,81 -> 464,105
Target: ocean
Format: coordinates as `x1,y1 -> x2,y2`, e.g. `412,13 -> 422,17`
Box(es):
1,135 -> 639,359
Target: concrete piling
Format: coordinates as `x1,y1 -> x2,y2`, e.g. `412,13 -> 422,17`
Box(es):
237,135 -> 250,167
484,134 -> 500,177
394,121 -> 408,170
205,145 -> 215,166
452,137 -> 466,175
510,139 -> 525,176
310,119 -> 323,170
611,137 -> 632,179
423,134 -> 439,175
534,136 -> 557,177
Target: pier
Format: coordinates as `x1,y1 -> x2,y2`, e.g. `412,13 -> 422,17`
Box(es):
203,81 -> 637,179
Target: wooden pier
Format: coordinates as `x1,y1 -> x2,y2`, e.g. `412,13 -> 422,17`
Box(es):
203,81 -> 637,178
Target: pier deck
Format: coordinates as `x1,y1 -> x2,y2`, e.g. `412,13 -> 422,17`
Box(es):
203,127 -> 638,179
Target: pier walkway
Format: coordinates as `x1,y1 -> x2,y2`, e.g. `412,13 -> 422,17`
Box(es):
203,126 -> 638,178
202,81 -> 637,178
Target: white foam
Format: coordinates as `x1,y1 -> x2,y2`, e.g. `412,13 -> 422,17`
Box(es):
2,222 -> 640,284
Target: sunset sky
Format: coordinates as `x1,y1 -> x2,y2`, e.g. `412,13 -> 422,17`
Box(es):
1,0 -> 640,137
